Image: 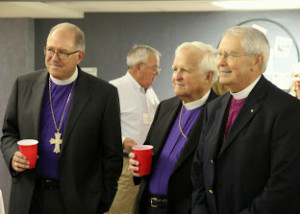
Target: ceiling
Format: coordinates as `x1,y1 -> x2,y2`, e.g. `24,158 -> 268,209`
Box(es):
0,0 -> 300,18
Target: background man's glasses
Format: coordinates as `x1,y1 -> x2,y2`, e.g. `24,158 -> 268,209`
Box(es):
141,63 -> 161,75
44,47 -> 79,60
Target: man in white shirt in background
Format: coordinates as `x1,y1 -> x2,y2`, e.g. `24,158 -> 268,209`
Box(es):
107,45 -> 161,214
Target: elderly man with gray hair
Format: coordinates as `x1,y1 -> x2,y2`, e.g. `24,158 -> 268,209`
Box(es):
107,45 -> 161,214
192,26 -> 300,214
129,41 -> 218,214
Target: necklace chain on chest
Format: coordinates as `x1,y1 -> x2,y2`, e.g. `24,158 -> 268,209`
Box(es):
179,105 -> 188,139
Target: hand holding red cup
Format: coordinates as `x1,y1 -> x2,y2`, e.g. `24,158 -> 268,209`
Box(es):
132,145 -> 153,175
17,139 -> 39,169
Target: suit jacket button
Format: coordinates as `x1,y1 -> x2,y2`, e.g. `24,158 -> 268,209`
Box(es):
209,189 -> 213,194
210,159 -> 214,164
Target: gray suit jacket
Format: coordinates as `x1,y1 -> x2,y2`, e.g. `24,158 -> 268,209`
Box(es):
1,67 -> 123,214
192,76 -> 300,214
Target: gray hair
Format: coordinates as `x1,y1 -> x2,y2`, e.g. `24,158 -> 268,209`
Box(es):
127,45 -> 161,69
225,26 -> 270,72
175,42 -> 218,83
47,22 -> 85,51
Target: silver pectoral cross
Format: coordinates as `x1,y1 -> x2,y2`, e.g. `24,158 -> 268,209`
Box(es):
50,132 -> 63,154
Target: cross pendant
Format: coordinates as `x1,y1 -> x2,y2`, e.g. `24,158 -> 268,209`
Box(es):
50,132 -> 63,154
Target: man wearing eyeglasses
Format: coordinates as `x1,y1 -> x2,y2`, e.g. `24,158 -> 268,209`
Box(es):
192,26 -> 300,214
1,22 -> 123,214
128,42 -> 218,214
106,45 -> 160,214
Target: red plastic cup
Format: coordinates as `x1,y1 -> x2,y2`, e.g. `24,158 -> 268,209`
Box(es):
132,145 -> 153,175
17,139 -> 39,169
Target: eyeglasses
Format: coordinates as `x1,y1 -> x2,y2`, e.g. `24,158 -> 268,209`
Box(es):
141,63 -> 161,75
44,47 -> 79,60
216,51 -> 250,61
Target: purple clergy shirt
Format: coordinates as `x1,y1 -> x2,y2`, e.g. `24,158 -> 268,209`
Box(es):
149,105 -> 203,195
224,97 -> 246,138
37,79 -> 76,180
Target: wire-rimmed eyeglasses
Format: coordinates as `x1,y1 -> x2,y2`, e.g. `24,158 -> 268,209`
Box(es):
216,51 -> 250,61
44,47 -> 79,60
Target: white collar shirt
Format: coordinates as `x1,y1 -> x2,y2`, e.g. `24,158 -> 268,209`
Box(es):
183,90 -> 211,110
110,72 -> 159,145
230,75 -> 261,99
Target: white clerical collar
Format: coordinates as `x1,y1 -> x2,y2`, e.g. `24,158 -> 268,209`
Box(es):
231,76 -> 261,100
126,71 -> 149,93
183,90 -> 211,110
50,67 -> 78,85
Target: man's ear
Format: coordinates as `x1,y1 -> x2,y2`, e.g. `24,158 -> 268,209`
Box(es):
256,54 -> 263,65
206,70 -> 214,82
252,54 -> 263,71
77,51 -> 85,63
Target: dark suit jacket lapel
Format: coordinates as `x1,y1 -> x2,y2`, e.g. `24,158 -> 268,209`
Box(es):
219,76 -> 267,156
151,98 -> 182,162
31,70 -> 48,139
208,93 -> 231,159
61,68 -> 90,153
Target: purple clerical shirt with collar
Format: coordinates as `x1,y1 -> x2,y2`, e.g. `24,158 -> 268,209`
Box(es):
148,105 -> 203,195
36,78 -> 76,180
224,97 -> 246,138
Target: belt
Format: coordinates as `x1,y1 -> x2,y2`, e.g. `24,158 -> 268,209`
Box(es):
149,194 -> 168,208
36,179 -> 60,190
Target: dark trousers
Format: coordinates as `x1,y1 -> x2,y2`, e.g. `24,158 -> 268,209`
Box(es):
29,181 -> 66,214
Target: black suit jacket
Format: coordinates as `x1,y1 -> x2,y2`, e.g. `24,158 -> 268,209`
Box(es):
192,76 -> 300,214
1,67 -> 123,214
135,90 -> 217,214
